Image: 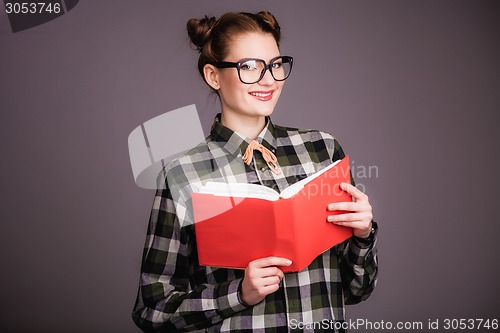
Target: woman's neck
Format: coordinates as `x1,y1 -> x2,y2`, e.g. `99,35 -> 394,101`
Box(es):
220,112 -> 266,140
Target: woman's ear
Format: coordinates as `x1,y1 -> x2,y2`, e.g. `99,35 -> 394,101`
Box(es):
203,64 -> 220,90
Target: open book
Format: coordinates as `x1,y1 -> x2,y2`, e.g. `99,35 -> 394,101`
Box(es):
192,156 -> 353,272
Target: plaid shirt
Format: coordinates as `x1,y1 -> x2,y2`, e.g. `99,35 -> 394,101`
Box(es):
132,114 -> 378,332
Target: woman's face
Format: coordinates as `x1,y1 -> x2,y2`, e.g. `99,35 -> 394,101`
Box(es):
216,32 -> 284,120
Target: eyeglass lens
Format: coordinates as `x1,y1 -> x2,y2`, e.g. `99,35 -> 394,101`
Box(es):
239,57 -> 292,84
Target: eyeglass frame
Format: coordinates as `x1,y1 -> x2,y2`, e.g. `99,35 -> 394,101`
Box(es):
213,55 -> 294,84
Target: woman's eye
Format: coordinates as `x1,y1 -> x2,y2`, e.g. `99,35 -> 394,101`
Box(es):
241,61 -> 258,71
271,62 -> 283,69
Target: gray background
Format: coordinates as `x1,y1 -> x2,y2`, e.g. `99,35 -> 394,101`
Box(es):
1,1 -> 499,332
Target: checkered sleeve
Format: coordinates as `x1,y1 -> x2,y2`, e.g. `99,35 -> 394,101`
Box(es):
338,233 -> 378,305
332,138 -> 379,305
132,184 -> 248,332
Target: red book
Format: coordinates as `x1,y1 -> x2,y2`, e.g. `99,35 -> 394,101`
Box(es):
192,156 -> 353,272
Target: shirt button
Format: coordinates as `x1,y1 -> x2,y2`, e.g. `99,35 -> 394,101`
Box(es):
260,167 -> 267,172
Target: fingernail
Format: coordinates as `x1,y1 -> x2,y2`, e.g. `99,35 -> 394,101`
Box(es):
286,260 -> 292,266
328,204 -> 334,210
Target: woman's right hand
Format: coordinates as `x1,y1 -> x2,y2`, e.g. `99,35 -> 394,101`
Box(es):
240,257 -> 292,306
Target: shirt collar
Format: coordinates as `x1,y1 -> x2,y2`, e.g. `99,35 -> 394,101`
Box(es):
209,113 -> 278,158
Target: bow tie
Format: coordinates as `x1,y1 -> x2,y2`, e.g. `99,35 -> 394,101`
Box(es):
242,140 -> 281,175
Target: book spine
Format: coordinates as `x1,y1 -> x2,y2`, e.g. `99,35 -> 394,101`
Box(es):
272,198 -> 298,272
289,197 -> 301,272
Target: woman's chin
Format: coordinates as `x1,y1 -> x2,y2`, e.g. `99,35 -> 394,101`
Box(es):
252,101 -> 278,117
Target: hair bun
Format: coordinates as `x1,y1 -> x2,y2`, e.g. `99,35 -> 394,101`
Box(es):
187,16 -> 217,51
256,11 -> 280,34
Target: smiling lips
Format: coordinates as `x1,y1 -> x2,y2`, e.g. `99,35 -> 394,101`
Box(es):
249,90 -> 274,101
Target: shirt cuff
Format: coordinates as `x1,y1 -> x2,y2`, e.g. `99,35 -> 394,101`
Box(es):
348,222 -> 378,264
352,221 -> 377,247
215,278 -> 248,318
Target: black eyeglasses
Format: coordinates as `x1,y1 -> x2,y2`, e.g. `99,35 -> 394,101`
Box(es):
214,55 -> 293,84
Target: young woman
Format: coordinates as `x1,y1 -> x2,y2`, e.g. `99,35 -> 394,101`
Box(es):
133,11 -> 378,333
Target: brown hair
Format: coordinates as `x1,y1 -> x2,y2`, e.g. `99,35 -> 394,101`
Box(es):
187,11 -> 281,84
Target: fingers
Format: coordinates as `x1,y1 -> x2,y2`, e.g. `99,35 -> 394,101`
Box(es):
328,209 -> 372,237
327,183 -> 373,237
328,219 -> 372,230
328,201 -> 357,211
248,257 -> 292,269
327,212 -> 372,223
327,183 -> 371,216
246,265 -> 284,282
247,257 -> 289,283
339,182 -> 368,201
260,275 -> 282,287
328,201 -> 372,215
328,209 -> 372,227
240,257 -> 291,306
330,220 -> 373,238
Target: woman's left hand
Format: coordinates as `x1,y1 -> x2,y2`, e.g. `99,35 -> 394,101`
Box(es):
327,182 -> 373,238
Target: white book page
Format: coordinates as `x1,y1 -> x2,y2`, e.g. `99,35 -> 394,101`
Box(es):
279,159 -> 342,199
195,159 -> 343,201
197,181 -> 280,201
